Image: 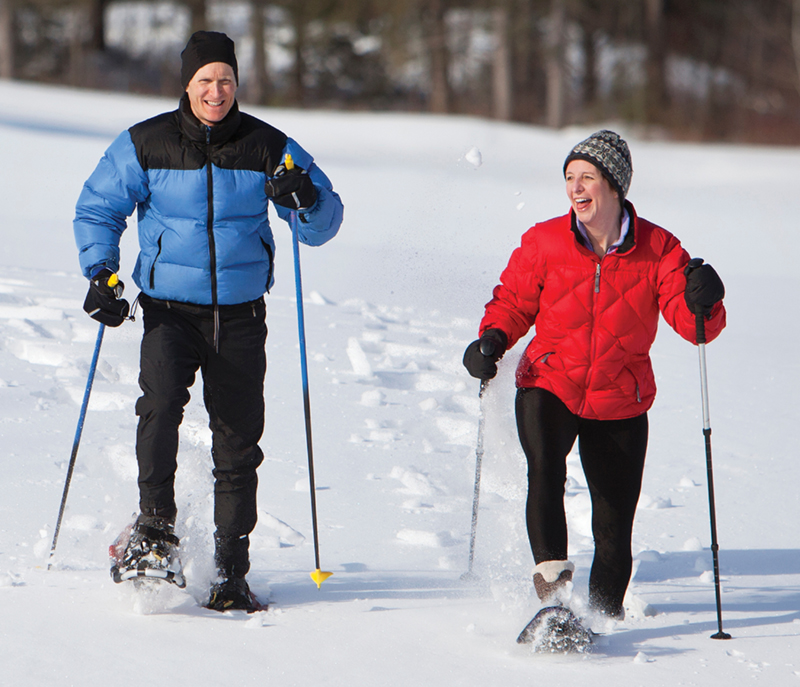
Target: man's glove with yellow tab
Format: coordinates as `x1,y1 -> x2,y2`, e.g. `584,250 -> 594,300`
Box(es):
83,268 -> 130,327
265,155 -> 317,211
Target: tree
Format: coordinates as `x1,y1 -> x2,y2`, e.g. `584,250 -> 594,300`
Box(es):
644,0 -> 667,121
87,0 -> 111,51
422,0 -> 452,113
545,0 -> 566,127
184,0 -> 209,34
0,0 -> 17,79
248,0 -> 270,104
492,4 -> 512,120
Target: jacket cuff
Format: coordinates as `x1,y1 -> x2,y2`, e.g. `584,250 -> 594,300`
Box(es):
481,328 -> 508,354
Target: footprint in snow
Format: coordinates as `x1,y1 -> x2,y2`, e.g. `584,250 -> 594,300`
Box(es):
390,465 -> 441,496
396,529 -> 458,548
255,510 -> 306,547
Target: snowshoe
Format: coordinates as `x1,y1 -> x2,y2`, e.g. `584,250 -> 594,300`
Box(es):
517,605 -> 593,653
109,518 -> 186,589
206,577 -> 267,613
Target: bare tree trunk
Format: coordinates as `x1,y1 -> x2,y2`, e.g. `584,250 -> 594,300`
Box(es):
424,0 -> 451,114
581,22 -> 597,111
792,0 -> 800,100
68,6 -> 86,87
87,0 -> 108,52
0,0 -> 16,79
290,7 -> 306,106
186,0 -> 209,35
492,6 -> 512,120
644,0 -> 667,123
249,0 -> 269,104
545,0 -> 566,128
511,0 -> 544,123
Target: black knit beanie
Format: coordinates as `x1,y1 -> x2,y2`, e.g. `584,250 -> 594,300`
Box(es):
563,130 -> 633,200
180,31 -> 239,89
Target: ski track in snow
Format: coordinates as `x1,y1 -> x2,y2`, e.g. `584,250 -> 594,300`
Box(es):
0,267 -> 692,599
3,265 -> 800,685
5,264 -> 798,687
0,270 -> 508,580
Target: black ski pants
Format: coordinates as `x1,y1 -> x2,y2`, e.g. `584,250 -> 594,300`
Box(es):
516,387 -> 648,616
135,295 -> 267,543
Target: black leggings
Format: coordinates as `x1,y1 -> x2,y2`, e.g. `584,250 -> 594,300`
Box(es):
516,387 -> 648,615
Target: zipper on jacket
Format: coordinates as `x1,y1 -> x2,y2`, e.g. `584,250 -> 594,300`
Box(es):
581,260 -> 602,416
205,126 -> 221,352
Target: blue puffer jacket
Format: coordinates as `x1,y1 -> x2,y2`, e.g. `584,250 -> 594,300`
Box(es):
74,96 -> 343,306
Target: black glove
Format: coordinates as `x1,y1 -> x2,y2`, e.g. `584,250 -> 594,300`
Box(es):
684,258 -> 724,317
265,163 -> 317,210
463,329 -> 508,380
83,268 -> 130,327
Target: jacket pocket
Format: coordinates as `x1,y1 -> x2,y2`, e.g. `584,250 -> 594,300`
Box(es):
149,233 -> 165,289
622,356 -> 649,403
260,240 -> 274,293
516,347 -> 555,383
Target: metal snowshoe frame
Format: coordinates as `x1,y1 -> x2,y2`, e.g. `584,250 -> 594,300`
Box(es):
109,521 -> 186,589
517,605 -> 593,653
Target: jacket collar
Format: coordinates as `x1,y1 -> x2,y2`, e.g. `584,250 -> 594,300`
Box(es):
178,93 -> 241,146
617,200 -> 637,254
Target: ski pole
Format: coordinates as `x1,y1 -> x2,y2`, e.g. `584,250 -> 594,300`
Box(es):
462,337 -> 497,580
48,322 -> 105,570
462,379 -> 487,581
285,154 -> 332,589
688,258 -> 731,640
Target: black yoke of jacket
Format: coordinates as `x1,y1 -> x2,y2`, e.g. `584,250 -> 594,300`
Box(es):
128,94 -> 288,175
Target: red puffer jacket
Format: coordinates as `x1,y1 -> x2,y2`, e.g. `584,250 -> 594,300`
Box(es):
479,203 -> 726,420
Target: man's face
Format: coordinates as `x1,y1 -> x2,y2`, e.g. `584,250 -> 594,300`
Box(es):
186,62 -> 237,127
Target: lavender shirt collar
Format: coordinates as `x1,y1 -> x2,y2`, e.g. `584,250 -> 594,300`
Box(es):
576,208 -> 630,256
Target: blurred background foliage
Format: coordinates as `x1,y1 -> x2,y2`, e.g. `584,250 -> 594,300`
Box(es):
3,0 -> 800,143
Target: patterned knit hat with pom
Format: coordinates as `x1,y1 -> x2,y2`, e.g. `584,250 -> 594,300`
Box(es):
563,130 -> 632,201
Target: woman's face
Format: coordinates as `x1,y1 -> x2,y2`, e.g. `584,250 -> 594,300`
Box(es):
564,159 -> 620,228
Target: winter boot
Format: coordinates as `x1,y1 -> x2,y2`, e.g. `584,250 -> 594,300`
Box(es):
213,532 -> 251,579
206,576 -> 262,612
588,593 -> 625,621
533,560 -> 575,605
205,532 -> 264,612
111,514 -> 185,588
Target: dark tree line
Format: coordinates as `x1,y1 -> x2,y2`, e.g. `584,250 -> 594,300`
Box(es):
2,0 -> 800,143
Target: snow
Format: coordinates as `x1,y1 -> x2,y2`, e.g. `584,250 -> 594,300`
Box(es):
1,78 -> 799,685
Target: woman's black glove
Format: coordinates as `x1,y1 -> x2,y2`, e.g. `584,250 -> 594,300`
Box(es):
463,329 -> 508,380
265,163 -> 317,210
83,268 -> 130,327
684,258 -> 725,316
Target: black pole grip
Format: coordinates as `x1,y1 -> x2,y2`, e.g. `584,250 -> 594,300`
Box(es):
480,338 -> 496,357
686,258 -> 707,344
695,311 -> 706,345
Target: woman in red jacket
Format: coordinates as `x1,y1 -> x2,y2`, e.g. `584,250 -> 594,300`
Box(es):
463,130 -> 726,620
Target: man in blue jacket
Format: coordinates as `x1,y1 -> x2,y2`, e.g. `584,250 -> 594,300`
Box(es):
74,31 -> 343,611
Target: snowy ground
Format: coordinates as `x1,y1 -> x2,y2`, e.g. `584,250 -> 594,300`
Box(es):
1,79 -> 799,686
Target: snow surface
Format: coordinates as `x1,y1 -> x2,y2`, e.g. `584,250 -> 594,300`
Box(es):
1,79 -> 799,686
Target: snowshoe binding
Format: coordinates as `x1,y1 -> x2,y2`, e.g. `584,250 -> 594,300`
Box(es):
206,577 -> 267,613
109,517 -> 186,589
517,605 -> 593,653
